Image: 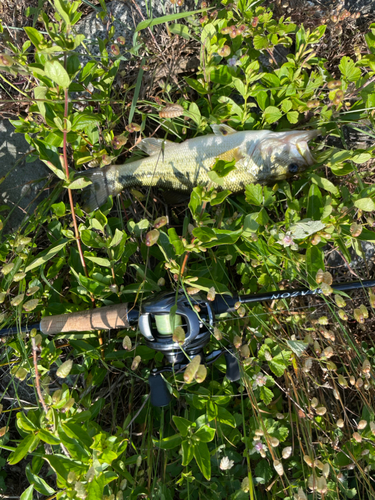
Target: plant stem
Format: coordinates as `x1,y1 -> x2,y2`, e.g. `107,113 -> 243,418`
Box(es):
31,337 -> 48,414
63,89 -> 88,277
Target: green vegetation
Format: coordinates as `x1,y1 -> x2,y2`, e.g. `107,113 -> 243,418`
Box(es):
0,0 -> 375,498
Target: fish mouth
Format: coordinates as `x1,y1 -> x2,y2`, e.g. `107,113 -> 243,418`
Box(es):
285,130 -> 320,167
296,141 -> 316,166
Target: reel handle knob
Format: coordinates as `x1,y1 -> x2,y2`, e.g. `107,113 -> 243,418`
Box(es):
224,350 -> 241,382
149,370 -> 172,407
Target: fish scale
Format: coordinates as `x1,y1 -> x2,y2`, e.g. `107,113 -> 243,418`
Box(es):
82,125 -> 319,211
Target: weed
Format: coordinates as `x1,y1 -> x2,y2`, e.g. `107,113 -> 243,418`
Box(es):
0,0 -> 374,499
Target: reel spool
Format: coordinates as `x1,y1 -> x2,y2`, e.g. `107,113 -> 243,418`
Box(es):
138,291 -> 240,407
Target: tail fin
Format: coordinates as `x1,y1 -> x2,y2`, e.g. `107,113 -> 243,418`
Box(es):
80,165 -> 117,212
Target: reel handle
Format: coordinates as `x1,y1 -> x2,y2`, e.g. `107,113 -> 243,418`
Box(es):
40,303 -> 138,335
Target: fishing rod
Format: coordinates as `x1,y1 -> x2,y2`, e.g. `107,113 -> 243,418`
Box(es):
1,279 -> 374,406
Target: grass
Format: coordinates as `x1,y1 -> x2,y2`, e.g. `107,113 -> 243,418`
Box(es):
0,0 -> 375,499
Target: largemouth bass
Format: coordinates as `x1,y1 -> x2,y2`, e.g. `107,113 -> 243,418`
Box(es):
83,125 -> 319,211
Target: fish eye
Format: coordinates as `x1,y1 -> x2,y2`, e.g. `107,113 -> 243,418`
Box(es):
288,163 -> 299,174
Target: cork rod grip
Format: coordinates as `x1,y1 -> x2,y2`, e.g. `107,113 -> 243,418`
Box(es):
40,303 -> 130,335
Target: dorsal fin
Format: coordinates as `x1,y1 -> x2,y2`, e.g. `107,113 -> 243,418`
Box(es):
137,138 -> 175,156
211,124 -> 237,136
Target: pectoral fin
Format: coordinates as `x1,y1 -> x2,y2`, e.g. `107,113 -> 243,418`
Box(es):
216,146 -> 244,163
137,138 -> 175,156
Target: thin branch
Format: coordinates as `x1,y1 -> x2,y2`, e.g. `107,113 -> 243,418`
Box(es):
63,89 -> 89,278
31,337 -> 48,414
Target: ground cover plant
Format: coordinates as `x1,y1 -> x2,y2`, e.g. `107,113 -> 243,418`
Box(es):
0,0 -> 375,498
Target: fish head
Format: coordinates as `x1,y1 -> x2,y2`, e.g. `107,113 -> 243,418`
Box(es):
252,130 -> 319,180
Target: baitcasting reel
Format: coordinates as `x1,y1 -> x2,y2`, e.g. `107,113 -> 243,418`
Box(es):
2,279 -> 374,407
138,291 -> 241,407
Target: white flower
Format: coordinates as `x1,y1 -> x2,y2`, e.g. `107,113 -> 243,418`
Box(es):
277,231 -> 294,247
252,372 -> 267,389
227,56 -> 238,67
219,456 -> 234,470
250,439 -> 265,454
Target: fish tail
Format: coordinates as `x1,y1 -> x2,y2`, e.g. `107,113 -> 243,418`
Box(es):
80,165 -> 120,212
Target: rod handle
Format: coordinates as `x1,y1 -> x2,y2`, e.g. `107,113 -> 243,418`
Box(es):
40,303 -> 131,335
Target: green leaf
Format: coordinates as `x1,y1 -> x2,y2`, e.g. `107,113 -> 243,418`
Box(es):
256,90 -> 268,111
42,159 -> 66,180
185,77 -> 207,96
233,78 -> 247,98
51,201 -> 66,217
254,208 -> 270,226
281,99 -> 292,113
188,101 -> 202,125
351,153 -> 372,164
43,454 -> 86,482
201,22 -> 216,43
195,228 -> 242,248
263,106 -> 283,124
194,425 -> 215,443
16,412 -> 37,432
81,229 -> 106,249
153,434 -> 182,450
287,340 -> 309,357
168,227 -> 185,256
33,86 -> 48,118
65,176 -> 92,189
216,406 -> 237,427
136,8 -> 208,31
57,423 -> 90,461
259,386 -> 274,405
71,112 -> 99,130
287,110 -> 299,124
210,190 -> 232,206
168,23 -> 191,39
217,95 -> 244,119
173,416 -> 193,437
25,239 -> 68,272
253,35 -> 269,50
330,162 -> 354,176
211,65 -> 232,85
306,245 -> 324,287
269,351 -> 291,377
61,422 -> 92,449
69,338 -> 101,359
8,433 -> 39,465
254,459 -> 273,484
306,184 -> 323,220
352,238 -> 364,260
20,485 -> 34,500
290,219 -> 325,240
25,464 -> 55,496
54,0 -> 71,25
24,27 -> 44,48
193,441 -> 211,480
329,150 -> 353,164
207,159 -> 236,186
181,440 -> 194,466
87,474 -> 105,500
109,228 -> 125,247
44,60 -> 71,88
354,198 -> 375,212
310,173 -> 339,196
341,225 -> 375,241
85,255 -> 111,267
38,428 -> 61,445
339,56 -> 361,82
245,184 -> 263,206
242,214 -> 259,237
